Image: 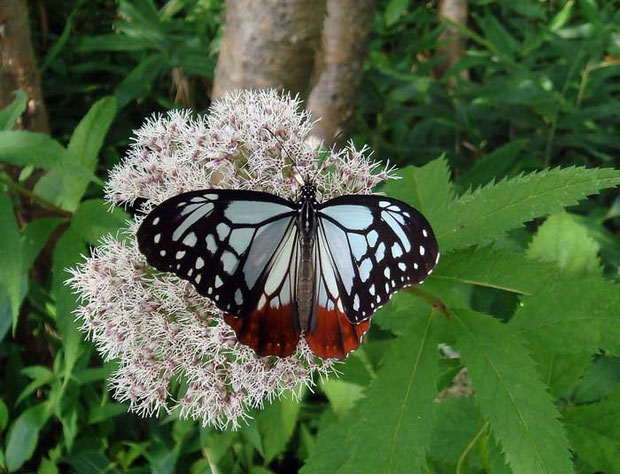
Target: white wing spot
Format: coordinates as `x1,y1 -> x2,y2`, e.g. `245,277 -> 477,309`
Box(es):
206,234 -> 217,253
436,252 -> 441,264
353,294 -> 360,311
337,299 -> 344,313
152,217 -> 160,225
216,223 -> 230,241
222,251 -> 238,275
235,289 -> 243,305
154,233 -> 161,244
195,257 -> 204,269
183,232 -> 197,247
367,230 -> 378,247
195,274 -> 201,284
385,282 -> 390,293
422,229 -> 428,238
398,262 -> 406,271
375,242 -> 386,261
215,276 -> 223,288
379,201 -> 391,208
160,250 -> 166,256
258,294 -> 267,309
359,258 -> 372,282
369,284 -> 375,295
391,242 -> 403,258
384,267 -> 391,278
188,269 -> 193,277
419,245 -> 425,256
175,250 -> 186,260
414,262 -> 419,269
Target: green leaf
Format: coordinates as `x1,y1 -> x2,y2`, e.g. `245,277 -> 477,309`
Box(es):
433,246 -> 559,295
451,309 -> 572,473
76,34 -> 156,52
385,0 -> 410,26
0,398 -> 8,430
321,379 -> 365,419
573,356 -> 620,404
429,397 -> 485,466
0,90 -> 28,131
563,391 -> 620,472
5,403 -> 51,471
374,279 -> 470,335
20,218 -> 64,273
0,191 -> 22,333
35,97 -> 116,212
510,278 -> 620,355
382,156 -> 453,225
257,393 -> 301,464
88,403 -> 130,424
528,212 -> 602,276
531,349 -> 592,399
62,452 -> 120,474
434,167 -> 620,252
115,54 -> 167,109
52,229 -> 88,379
303,312 -> 438,474
0,131 -> 67,168
71,199 -> 130,244
457,139 -> 528,189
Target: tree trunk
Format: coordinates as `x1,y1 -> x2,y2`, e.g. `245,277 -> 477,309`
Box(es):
306,0 -> 377,145
0,0 -> 49,132
433,0 -> 468,80
212,0 -> 326,99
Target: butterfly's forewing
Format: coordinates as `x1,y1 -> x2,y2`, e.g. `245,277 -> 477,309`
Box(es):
137,190 -> 302,356
315,195 -> 439,325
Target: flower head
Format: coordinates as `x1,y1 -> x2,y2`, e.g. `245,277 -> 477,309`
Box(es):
68,89 -> 396,429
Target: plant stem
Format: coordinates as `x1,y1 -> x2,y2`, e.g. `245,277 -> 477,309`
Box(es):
0,173 -> 72,217
405,287 -> 451,319
457,420 -> 489,474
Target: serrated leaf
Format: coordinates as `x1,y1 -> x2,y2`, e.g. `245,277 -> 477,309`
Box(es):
433,246 -> 559,295
321,379 -> 365,419
303,312 -> 438,474
510,278 -> 620,355
430,397 -> 484,465
573,356 -> 620,404
563,391 -> 620,472
5,403 -> 51,471
71,199 -> 130,244
434,167 -> 620,252
35,97 -> 116,211
451,308 -> 572,473
528,212 -> 602,276
382,156 -> 453,225
530,348 -> 592,399
0,90 -> 28,131
256,393 -> 300,464
0,191 -> 22,333
374,279 -> 470,334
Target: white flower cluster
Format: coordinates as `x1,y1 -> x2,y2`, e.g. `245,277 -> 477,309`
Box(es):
68,89 -> 396,429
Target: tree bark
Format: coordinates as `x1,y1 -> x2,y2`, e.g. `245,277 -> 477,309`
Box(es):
433,0 -> 468,80
306,0 -> 377,145
0,0 -> 49,132
212,0 -> 326,99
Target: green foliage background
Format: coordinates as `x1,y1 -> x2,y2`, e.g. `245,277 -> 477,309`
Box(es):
1,0 -> 619,472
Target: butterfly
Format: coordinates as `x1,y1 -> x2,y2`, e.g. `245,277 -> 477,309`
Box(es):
137,181 -> 439,359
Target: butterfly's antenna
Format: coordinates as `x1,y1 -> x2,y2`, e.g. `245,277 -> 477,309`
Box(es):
264,126 -> 307,187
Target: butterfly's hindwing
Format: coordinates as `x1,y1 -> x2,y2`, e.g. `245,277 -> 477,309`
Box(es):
316,195 -> 439,324
304,225 -> 370,358
137,190 -> 297,321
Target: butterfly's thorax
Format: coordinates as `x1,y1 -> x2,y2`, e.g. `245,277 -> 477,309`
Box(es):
296,185 -> 317,330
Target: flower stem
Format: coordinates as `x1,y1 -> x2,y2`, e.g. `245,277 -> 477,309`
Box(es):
0,173 -> 73,217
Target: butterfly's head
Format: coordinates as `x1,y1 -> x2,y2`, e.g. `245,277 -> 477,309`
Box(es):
299,182 -> 316,203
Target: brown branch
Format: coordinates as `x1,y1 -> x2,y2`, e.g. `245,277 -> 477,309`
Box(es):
306,0 -> 377,145
433,0 -> 469,80
212,0 -> 326,99
0,0 -> 49,132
